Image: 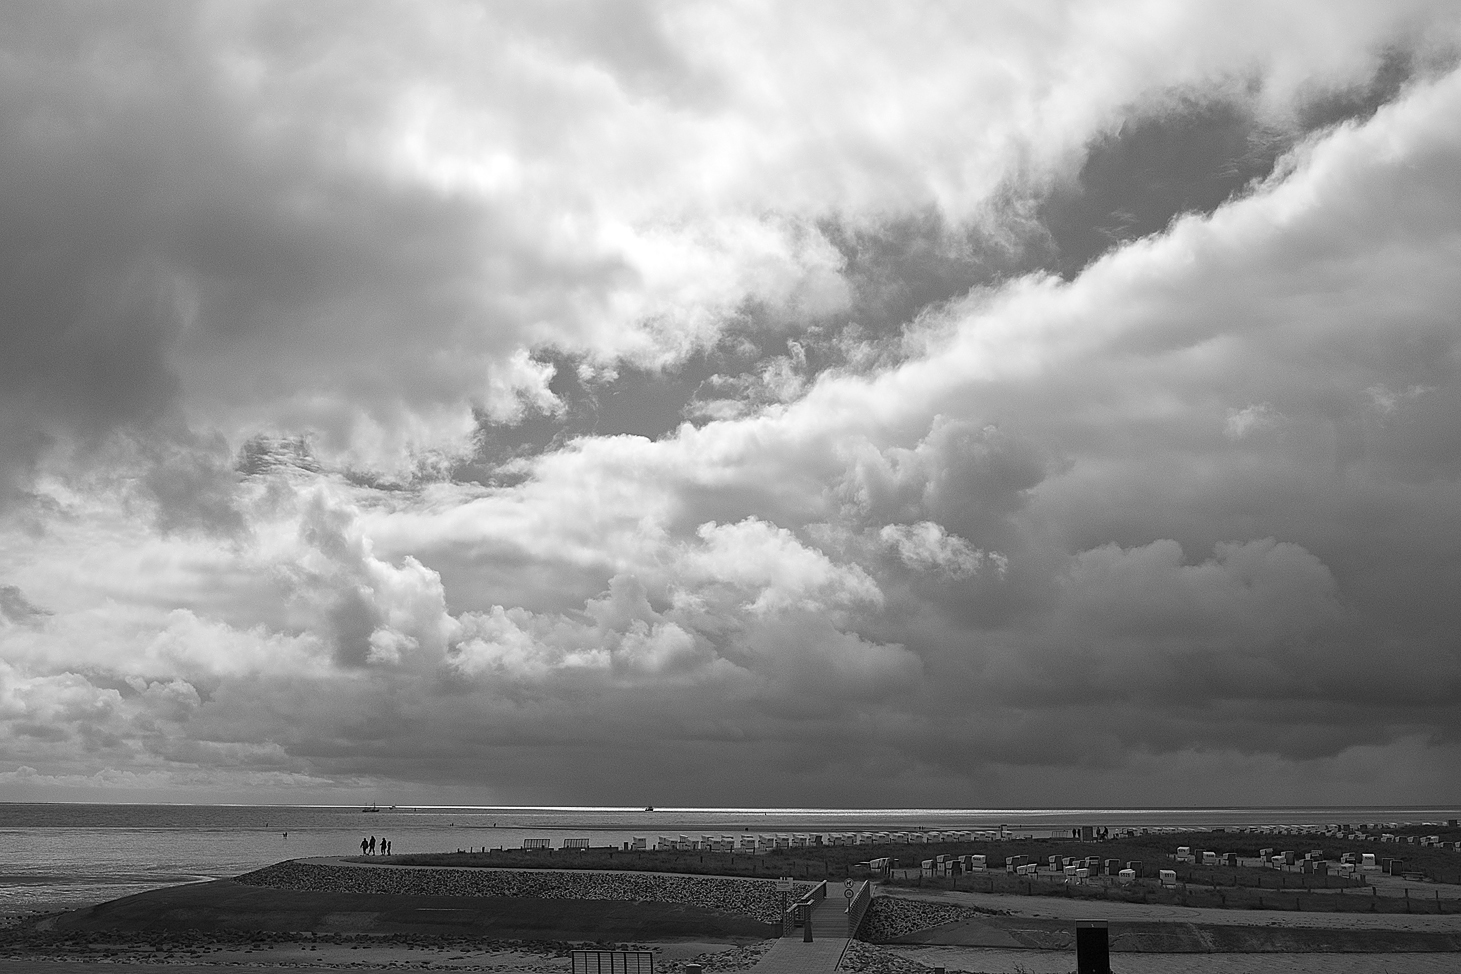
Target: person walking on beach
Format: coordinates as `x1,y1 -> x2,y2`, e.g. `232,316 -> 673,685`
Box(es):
360,836 -> 368,855
382,838 -> 390,855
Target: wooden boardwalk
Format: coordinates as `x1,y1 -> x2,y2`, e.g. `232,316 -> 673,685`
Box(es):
746,897 -> 850,974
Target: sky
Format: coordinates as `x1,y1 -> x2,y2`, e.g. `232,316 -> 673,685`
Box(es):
2,0 -> 1461,808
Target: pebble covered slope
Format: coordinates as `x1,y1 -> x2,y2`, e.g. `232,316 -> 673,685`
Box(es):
857,897 -> 990,943
238,861 -> 810,923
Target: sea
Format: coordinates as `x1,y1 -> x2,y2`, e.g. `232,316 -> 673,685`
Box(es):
2,803 -> 1457,916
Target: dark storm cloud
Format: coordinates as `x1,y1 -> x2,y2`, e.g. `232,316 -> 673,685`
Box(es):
0,0 -> 645,500
1040,49 -> 1430,280
141,439 -> 248,536
0,586 -> 49,625
1040,97 -> 1289,277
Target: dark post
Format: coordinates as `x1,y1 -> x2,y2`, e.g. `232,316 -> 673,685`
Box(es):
1075,919 -> 1109,974
802,903 -> 814,942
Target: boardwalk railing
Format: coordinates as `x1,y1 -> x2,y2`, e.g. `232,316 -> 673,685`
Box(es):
844,880 -> 872,938
780,880 -> 828,936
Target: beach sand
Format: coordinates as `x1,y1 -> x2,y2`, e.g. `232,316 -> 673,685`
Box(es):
889,944 -> 1461,973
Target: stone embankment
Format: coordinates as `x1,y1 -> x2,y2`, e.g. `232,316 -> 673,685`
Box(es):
839,940 -> 935,974
857,896 -> 990,943
238,860 -> 808,923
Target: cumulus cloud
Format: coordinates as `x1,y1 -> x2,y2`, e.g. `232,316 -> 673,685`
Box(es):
682,518 -> 882,614
3,1 -> 1461,803
1365,383 -> 1432,416
4,0 -> 1456,485
1224,403 -> 1281,439
878,522 -> 1005,579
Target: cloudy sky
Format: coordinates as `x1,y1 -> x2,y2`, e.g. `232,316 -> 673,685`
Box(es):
2,0 -> 1461,808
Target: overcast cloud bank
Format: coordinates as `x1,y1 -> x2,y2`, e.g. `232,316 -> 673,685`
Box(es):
2,0 -> 1460,805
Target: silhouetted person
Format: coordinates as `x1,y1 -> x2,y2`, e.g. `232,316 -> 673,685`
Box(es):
361,837 -> 369,855
369,835 -> 376,855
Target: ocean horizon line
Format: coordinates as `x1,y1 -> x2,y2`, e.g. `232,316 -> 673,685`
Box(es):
2,801 -> 1457,814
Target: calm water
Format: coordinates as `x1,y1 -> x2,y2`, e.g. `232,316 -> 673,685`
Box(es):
1,803 -> 1455,914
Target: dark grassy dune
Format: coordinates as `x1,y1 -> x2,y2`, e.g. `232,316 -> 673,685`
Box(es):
46,879 -> 776,941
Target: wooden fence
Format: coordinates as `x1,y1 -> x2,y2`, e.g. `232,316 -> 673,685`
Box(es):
571,951 -> 655,974
780,879 -> 828,936
845,879 -> 872,938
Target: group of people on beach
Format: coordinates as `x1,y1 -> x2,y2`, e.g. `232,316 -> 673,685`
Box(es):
360,835 -> 391,855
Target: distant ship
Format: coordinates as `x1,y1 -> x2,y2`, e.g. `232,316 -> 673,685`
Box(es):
362,802 -> 380,813
644,806 -> 655,812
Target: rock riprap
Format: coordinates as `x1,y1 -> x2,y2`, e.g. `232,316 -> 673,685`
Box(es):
856,896 -> 988,942
238,861 -> 809,923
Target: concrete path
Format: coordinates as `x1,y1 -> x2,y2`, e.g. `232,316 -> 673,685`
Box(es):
746,897 -> 850,974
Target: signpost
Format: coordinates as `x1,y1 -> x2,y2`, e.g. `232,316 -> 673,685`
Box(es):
776,877 -> 792,935
844,880 -> 853,899
1075,920 -> 1110,974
